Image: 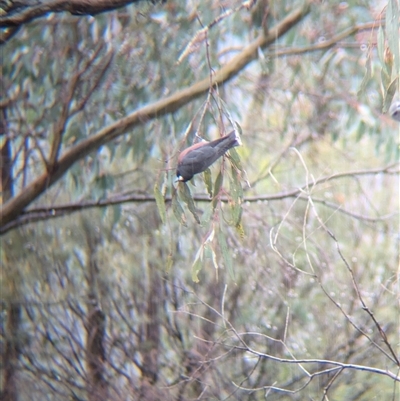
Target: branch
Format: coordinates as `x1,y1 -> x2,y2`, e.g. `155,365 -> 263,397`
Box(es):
242,340 -> 400,382
1,163 -> 397,235
177,289 -> 400,396
263,21 -> 384,58
0,0 -> 149,29
0,1 -> 312,228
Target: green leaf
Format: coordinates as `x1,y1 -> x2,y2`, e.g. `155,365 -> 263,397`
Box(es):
200,203 -> 214,225
203,168 -> 213,197
377,25 -> 385,67
228,148 -> 243,171
64,121 -> 84,144
381,66 -> 392,90
112,204 -> 122,226
358,55 -> 371,96
355,121 -> 366,142
172,194 -> 187,226
166,254 -> 173,274
383,77 -> 399,113
179,182 -> 200,224
217,229 -> 235,281
154,183 -> 167,224
386,0 -> 400,76
234,122 -> 243,136
92,174 -> 114,200
192,246 -> 204,283
229,166 -> 243,226
213,172 -> 223,210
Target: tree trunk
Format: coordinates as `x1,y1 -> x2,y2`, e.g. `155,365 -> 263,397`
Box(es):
84,226 -> 107,401
1,303 -> 21,401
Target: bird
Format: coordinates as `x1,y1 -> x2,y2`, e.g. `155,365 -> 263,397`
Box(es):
176,130 -> 242,182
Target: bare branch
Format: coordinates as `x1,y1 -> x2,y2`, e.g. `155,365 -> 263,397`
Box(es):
1,163 -> 397,234
0,0 -> 150,30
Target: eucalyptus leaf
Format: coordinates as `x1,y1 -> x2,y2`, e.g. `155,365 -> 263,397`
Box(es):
172,194 -> 187,226
204,168 -> 213,198
386,0 -> 400,75
154,183 -> 167,224
213,172 -> 223,210
217,229 -> 235,281
383,78 -> 399,113
112,204 -> 122,226
178,182 -> 200,224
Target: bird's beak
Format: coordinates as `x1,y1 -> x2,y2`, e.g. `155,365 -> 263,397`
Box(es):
173,176 -> 182,188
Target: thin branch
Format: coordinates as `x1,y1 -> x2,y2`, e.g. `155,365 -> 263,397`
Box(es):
0,0 -> 147,30
329,231 -> 400,366
175,288 -> 400,392
1,163 -> 397,234
263,20 -> 384,58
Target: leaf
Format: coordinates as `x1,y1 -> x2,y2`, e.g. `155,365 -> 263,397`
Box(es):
230,166 -> 243,226
179,182 -> 200,224
192,245 -> 204,283
112,204 -> 122,226
200,203 -> 214,225
234,121 -> 243,136
380,65 -> 392,90
205,243 -> 219,281
213,172 -> 223,210
217,229 -> 235,281
386,0 -> 400,76
383,77 -> 399,113
228,148 -> 243,171
172,194 -> 187,226
377,25 -> 385,67
358,55 -> 371,96
166,254 -> 173,274
203,168 -> 213,197
154,183 -> 167,224
235,222 -> 245,239
355,121 -> 366,142
64,121 -> 84,144
92,174 -> 114,200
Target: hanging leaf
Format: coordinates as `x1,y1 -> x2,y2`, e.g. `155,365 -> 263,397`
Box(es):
166,253 -> 173,274
201,203 -> 214,225
172,194 -> 187,226
235,222 -> 245,239
383,77 -> 399,113
386,0 -> 400,75
377,25 -> 385,67
203,168 -> 213,198
192,245 -> 204,283
154,183 -> 167,224
228,148 -> 243,171
217,229 -> 235,281
112,204 -> 122,226
358,55 -> 372,96
230,166 -> 243,227
205,243 -> 219,281
179,182 -> 200,224
212,172 -> 223,210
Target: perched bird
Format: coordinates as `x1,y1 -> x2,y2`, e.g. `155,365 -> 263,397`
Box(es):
176,130 -> 242,182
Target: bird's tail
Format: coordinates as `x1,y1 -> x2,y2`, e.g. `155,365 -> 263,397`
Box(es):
231,129 -> 242,147
211,130 -> 242,157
